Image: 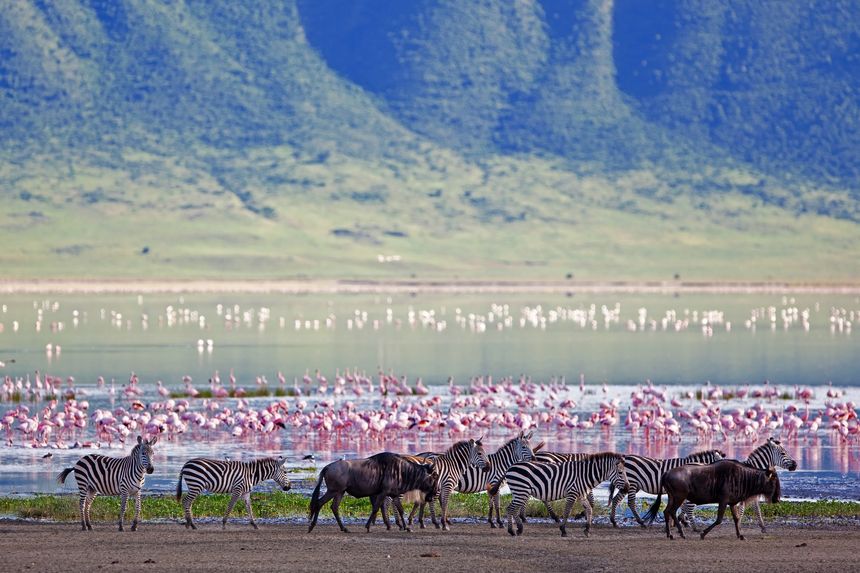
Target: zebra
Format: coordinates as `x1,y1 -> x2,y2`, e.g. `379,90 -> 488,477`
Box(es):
57,435 -> 158,531
607,449 -> 725,527
681,437 -> 797,532
176,456 -> 291,529
496,452 -> 630,537
414,438 -> 489,531
401,431 -> 535,529
530,450 -> 594,523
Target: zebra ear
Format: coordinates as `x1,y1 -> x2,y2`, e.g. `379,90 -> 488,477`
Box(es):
525,430 -> 533,440
518,430 -> 524,438
148,435 -> 158,446
277,456 -> 286,465
137,435 -> 143,445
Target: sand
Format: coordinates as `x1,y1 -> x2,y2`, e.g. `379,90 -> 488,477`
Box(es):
2,519 -> 856,572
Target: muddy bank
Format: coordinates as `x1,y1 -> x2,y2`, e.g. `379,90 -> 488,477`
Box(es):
2,520 -> 856,572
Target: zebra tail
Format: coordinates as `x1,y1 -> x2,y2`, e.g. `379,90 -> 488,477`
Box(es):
642,492 -> 662,524
487,480 -> 501,497
56,467 -> 74,485
308,465 -> 328,518
608,483 -> 616,506
176,473 -> 183,502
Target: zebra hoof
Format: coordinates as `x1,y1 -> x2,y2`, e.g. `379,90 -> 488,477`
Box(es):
739,534 -> 745,541
700,532 -> 707,540
639,522 -> 647,529
759,527 -> 767,534
86,525 -> 92,531
668,534 -> 674,540
560,527 -> 567,538
583,528 -> 590,538
251,523 -> 258,530
489,521 -> 497,529
131,523 -> 138,532
508,527 -> 515,537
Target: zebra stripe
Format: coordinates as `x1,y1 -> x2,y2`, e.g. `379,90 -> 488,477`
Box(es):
503,452 -> 630,537
423,438 -> 489,531
177,456 -> 291,529
608,449 -> 725,527
682,438 -> 797,531
56,435 -> 158,531
532,451 -> 594,523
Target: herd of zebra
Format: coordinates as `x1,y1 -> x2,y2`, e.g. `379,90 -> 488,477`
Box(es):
56,433 -> 798,539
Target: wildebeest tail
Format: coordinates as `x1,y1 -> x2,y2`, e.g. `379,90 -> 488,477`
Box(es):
308,465 -> 328,518
642,492 -> 662,524
56,467 -> 74,485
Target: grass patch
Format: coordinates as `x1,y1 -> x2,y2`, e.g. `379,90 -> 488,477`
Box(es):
3,495 -> 856,523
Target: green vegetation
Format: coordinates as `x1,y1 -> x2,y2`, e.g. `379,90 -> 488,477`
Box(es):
1,494 -> 857,523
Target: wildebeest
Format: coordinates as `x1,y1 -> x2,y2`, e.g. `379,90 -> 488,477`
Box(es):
307,452 -> 437,533
645,459 -> 781,540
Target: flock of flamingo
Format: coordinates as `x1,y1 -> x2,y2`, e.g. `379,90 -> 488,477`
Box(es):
0,368 -> 857,450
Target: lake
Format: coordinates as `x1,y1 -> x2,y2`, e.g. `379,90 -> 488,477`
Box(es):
0,291 -> 858,500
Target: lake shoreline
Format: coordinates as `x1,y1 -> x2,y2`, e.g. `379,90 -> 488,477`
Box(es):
3,278 -> 860,295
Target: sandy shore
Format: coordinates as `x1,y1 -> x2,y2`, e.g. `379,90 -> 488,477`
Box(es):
2,520 -> 857,572
2,278 -> 860,295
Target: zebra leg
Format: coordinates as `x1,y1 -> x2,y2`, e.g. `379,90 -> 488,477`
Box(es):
627,490 -> 647,527
78,491 -> 87,531
381,497 -> 393,530
130,491 -> 142,531
392,497 -> 410,532
242,492 -> 257,529
750,499 -> 766,533
222,493 -> 241,529
118,492 -> 128,531
559,495 -> 576,537
572,490 -> 593,520
505,495 -> 526,536
700,503 -> 727,540
183,490 -> 199,529
731,504 -> 744,540
581,494 -> 595,537
494,492 -> 505,528
439,487 -> 451,531
84,490 -> 96,531
427,496 -> 440,529
331,492 -> 348,532
407,500 -> 421,529
487,492 -> 496,527
608,490 -> 623,528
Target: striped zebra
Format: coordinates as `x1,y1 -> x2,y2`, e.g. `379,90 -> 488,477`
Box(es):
608,449 -> 725,527
176,456 -> 291,529
57,435 -> 158,531
681,437 -> 797,532
420,438 -> 489,531
497,452 -> 630,537
531,450 -> 594,523
403,431 -> 535,529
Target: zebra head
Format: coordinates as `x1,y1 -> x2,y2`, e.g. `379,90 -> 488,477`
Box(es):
272,456 -> 292,491
514,430 -> 536,463
608,454 -> 630,495
469,436 -> 490,471
764,437 -> 798,471
135,435 -> 158,474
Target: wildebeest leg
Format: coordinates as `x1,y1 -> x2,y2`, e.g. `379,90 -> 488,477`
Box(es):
308,489 -> 337,532
731,504 -> 745,540
392,497 -> 410,532
663,495 -> 685,540
365,493 -> 387,532
559,494 -> 575,537
331,492 -> 348,532
700,503 -> 727,540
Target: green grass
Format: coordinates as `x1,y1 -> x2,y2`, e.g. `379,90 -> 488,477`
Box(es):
1,494 -> 857,523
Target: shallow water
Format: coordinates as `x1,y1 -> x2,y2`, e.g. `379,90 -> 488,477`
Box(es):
0,293 -> 858,500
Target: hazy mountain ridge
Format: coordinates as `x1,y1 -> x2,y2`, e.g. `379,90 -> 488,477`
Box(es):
1,0 -> 858,280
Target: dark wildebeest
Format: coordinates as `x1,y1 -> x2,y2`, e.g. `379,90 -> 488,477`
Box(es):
645,459 -> 781,540
307,452 -> 437,533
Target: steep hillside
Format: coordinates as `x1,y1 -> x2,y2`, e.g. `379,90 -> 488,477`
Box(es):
0,0 -> 858,281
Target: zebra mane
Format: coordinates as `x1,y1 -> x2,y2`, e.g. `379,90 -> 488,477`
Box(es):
750,439 -> 789,459
584,451 -> 623,463
446,439 -> 475,454
686,449 -> 725,459
497,434 -> 527,452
